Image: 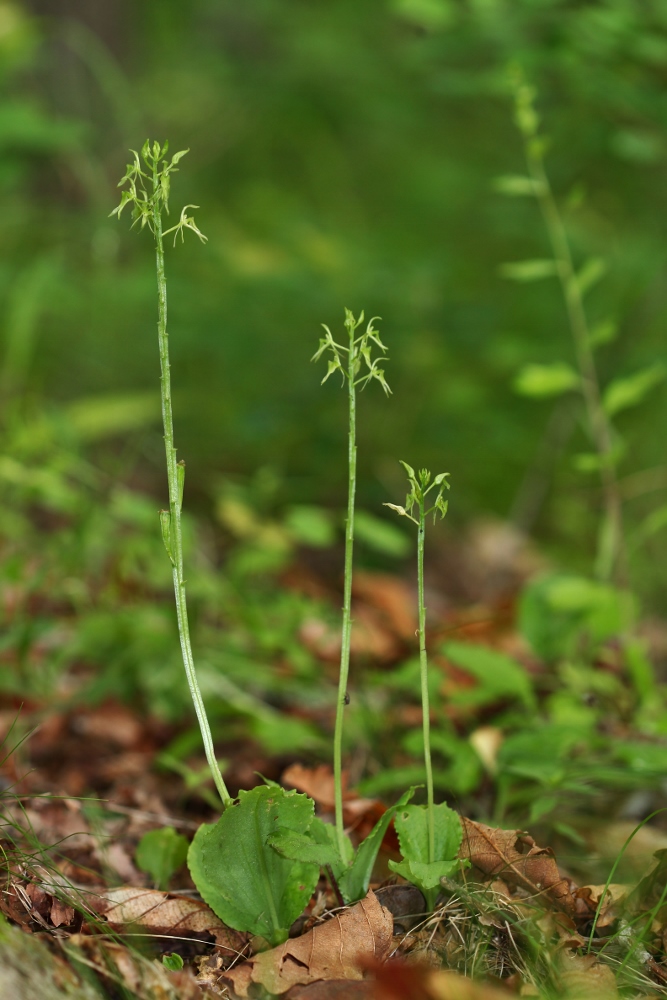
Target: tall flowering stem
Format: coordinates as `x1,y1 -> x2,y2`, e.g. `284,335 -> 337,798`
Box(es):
112,141 -> 231,808
313,309 -> 391,857
385,463 -> 449,862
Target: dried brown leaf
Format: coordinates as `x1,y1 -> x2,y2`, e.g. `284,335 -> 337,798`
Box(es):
459,818 -> 576,914
352,571 -> 417,641
94,887 -> 246,955
218,891 -> 393,998
573,884 -> 628,929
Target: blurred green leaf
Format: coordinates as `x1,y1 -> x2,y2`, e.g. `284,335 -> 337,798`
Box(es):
500,260 -> 560,281
494,174 -> 544,197
354,509 -> 410,557
65,393 -> 160,441
603,364 -> 666,417
135,827 -> 189,891
588,319 -> 618,349
284,504 -> 335,548
513,362 -> 580,398
443,641 -> 535,709
574,257 -> 606,297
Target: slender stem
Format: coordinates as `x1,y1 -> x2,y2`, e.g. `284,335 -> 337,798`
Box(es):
417,498 -> 435,863
151,164 -> 232,809
333,328 -> 357,857
526,150 -> 624,583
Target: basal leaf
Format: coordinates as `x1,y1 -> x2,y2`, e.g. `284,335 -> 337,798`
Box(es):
390,857 -> 459,891
513,362 -> 580,398
188,785 -> 320,946
338,786 -> 415,904
388,802 -> 462,907
266,823 -> 343,870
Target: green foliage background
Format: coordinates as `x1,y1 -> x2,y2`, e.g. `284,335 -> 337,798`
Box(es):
3,0 -> 667,593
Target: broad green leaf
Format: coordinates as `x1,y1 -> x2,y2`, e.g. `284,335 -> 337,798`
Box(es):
500,259 -> 560,282
493,174 -> 544,197
188,786 -> 320,946
266,823 -> 344,870
390,857 -> 459,891
574,257 -> 606,297
603,363 -> 665,417
268,789 -> 416,905
135,826 -> 188,890
513,362 -> 580,398
354,509 -> 410,557
338,787 -> 415,903
388,802 -> 462,909
442,641 -> 535,708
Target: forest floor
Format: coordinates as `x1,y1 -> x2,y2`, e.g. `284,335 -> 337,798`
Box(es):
3,517 -> 667,999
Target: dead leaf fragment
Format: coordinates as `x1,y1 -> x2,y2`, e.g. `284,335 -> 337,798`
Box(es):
352,571 -> 417,640
219,891 -> 392,998
287,982 -> 375,999
557,951 -> 617,998
459,818 -> 575,914
371,961 -> 513,1000
574,883 -> 628,930
94,887 -> 246,954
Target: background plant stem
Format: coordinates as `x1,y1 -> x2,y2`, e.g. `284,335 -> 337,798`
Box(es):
151,165 -> 232,809
417,498 -> 435,863
526,148 -> 625,584
333,328 -> 357,857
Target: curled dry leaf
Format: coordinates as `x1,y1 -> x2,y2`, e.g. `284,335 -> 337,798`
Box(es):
459,817 -> 576,914
217,891 -> 393,998
574,883 -> 628,930
94,886 -> 247,955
